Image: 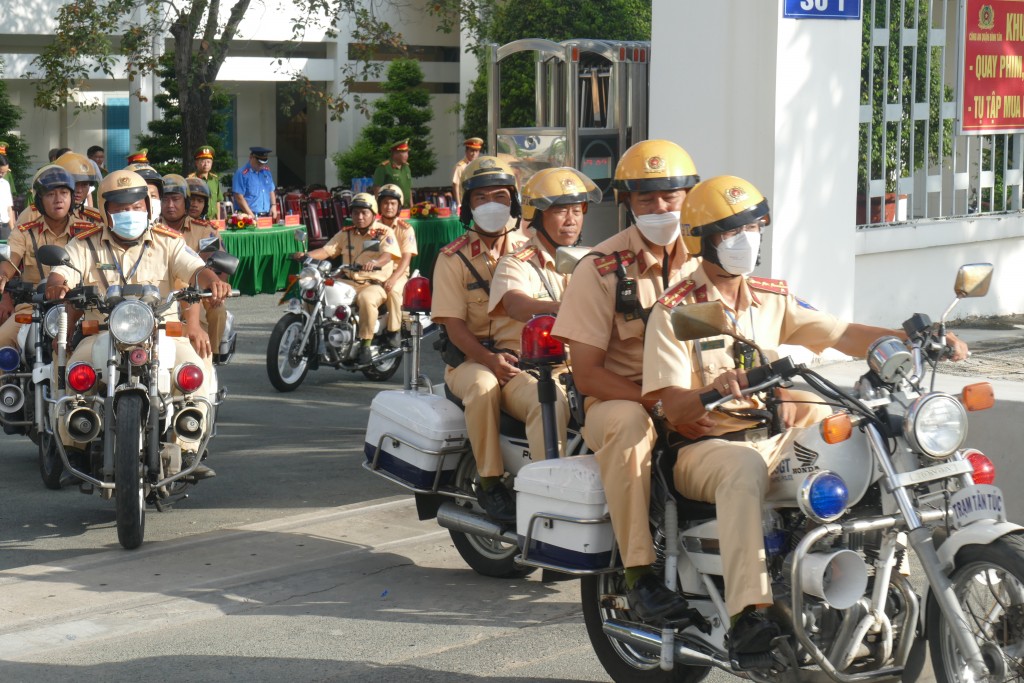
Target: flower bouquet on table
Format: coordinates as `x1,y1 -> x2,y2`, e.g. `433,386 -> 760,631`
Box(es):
227,213 -> 256,231
410,201 -> 439,219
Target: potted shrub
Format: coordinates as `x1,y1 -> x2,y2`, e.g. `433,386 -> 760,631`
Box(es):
858,0 -> 953,224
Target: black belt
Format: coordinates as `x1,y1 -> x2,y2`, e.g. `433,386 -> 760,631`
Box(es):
669,426 -> 770,448
256,211 -> 271,217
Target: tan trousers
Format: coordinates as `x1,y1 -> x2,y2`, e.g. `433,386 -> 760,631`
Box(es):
0,302 -> 32,349
385,274 -> 408,334
57,334 -> 212,453
445,360 -> 567,477
202,302 -> 228,353
582,398 -> 658,568
673,393 -> 832,616
355,281 -> 387,340
501,366 -> 569,459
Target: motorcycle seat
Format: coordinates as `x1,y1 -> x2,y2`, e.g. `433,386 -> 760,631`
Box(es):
444,384 -> 528,440
655,444 -> 718,521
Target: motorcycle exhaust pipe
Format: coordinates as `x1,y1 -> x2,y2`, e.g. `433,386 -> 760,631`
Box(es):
799,549 -> 869,610
64,406 -> 102,443
367,347 -> 403,364
602,619 -> 723,668
0,384 -> 25,413
435,501 -> 520,545
173,407 -> 206,441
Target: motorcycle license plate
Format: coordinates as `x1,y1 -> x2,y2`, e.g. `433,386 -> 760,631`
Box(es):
949,484 -> 1006,530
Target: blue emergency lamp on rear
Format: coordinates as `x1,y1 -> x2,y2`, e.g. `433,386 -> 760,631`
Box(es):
0,346 -> 20,373
800,471 -> 849,523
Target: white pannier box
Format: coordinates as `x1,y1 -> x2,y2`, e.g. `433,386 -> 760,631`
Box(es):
514,455 -> 615,571
364,390 -> 468,490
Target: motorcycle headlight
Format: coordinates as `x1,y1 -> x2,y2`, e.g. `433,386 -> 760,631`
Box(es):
108,299 -> 156,345
903,393 -> 967,459
44,305 -> 63,339
297,267 -> 320,290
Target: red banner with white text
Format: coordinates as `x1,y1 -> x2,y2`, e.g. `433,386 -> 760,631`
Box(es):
959,0 -> 1024,134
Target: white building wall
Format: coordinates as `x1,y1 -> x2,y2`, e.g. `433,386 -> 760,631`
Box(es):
651,0 -> 1023,325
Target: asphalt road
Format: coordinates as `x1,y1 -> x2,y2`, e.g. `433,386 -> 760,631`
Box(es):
1,294 -> 1022,682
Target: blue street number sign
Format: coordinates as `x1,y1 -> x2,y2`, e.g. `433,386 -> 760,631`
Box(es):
783,0 -> 861,19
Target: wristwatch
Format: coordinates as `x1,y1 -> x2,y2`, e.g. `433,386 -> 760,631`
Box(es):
650,400 -> 665,420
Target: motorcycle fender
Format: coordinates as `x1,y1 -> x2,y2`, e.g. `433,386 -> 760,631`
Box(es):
157,332 -> 178,396
414,492 -> 444,521
936,520 -> 1023,572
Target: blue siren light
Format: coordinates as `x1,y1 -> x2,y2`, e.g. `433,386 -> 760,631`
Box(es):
0,346 -> 21,373
801,471 -> 849,523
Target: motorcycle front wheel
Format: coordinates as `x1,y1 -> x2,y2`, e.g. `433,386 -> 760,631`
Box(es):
927,531 -> 1024,682
267,313 -> 310,392
449,456 -> 534,579
38,427 -> 63,490
581,572 -> 710,683
115,394 -> 146,550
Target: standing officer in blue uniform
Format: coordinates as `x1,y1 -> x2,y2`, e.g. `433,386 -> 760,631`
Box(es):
232,146 -> 278,221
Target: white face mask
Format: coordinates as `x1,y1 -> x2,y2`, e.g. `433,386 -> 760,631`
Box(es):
110,210 -> 150,240
717,229 -> 761,276
634,211 -> 681,246
150,198 -> 162,221
471,202 -> 512,234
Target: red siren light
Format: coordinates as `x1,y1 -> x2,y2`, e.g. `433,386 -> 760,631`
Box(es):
403,276 -> 432,313
520,314 -> 564,365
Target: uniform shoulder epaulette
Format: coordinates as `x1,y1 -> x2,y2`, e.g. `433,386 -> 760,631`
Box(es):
593,249 -> 636,276
395,218 -> 413,231
19,217 -> 44,232
380,159 -> 391,166
152,225 -> 182,239
79,206 -> 103,222
747,276 -> 789,296
186,172 -> 197,179
513,245 -> 538,262
657,279 -> 697,308
192,218 -> 212,227
70,220 -> 96,237
73,224 -> 103,240
440,234 -> 470,256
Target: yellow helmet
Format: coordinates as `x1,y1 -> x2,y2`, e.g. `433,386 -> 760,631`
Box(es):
680,175 -> 770,257
520,167 -> 603,221
376,184 -> 404,206
55,152 -> 102,187
98,170 -> 151,224
458,155 -> 521,225
350,192 -> 378,215
612,139 -> 699,201
125,163 -> 163,195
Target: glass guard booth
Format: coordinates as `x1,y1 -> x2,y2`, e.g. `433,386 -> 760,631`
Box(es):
487,39 -> 650,242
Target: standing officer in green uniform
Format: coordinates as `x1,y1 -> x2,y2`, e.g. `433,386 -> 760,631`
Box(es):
187,145 -> 225,219
372,140 -> 412,208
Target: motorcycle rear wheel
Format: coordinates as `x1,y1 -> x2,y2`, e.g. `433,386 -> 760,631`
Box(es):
449,457 -> 534,579
581,572 -> 710,683
115,394 -> 146,550
267,313 -> 310,392
362,346 -> 401,381
927,531 -> 1024,682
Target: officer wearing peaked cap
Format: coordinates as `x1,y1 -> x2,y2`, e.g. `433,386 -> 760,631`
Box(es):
372,139 -> 412,208
187,145 -> 225,218
233,146 -> 278,220
452,137 -> 483,206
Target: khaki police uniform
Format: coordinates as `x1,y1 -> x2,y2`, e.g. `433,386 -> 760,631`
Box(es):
175,216 -> 227,356
452,158 -> 470,205
382,217 -> 418,334
319,221 -> 402,340
643,266 -> 847,615
50,223 -> 210,450
488,234 -> 571,458
432,229 -> 527,477
0,215 -> 90,350
551,225 -> 696,568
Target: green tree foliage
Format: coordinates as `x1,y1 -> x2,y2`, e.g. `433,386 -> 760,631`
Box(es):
431,0 -> 652,139
0,60 -> 32,195
135,54 -> 231,176
27,0 -> 401,177
333,59 -> 437,184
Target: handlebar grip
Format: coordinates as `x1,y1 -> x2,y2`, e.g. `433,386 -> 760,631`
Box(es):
700,388 -> 724,408
744,362 -> 776,388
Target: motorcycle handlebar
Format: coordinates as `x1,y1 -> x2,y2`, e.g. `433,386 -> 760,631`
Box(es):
700,357 -> 798,410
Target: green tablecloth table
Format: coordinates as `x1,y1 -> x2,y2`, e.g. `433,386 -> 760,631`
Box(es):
220,224 -> 307,295
407,216 -> 463,279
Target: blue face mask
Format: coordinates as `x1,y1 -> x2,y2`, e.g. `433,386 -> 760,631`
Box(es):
109,210 -> 150,240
